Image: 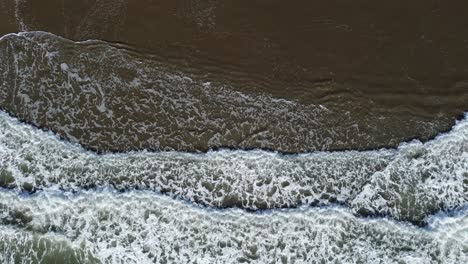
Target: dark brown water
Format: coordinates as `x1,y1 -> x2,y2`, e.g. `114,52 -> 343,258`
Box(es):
0,2 -> 467,263
0,0 -> 467,152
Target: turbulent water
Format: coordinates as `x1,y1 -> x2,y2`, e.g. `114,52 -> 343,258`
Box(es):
0,110 -> 467,225
0,190 -> 467,264
0,109 -> 467,262
0,19 -> 467,263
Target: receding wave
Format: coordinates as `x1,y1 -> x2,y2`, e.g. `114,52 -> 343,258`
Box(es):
0,30 -> 467,263
0,31 -> 455,153
0,111 -> 466,225
0,189 -> 467,263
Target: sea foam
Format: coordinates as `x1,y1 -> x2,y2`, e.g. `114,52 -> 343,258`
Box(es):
0,111 -> 466,225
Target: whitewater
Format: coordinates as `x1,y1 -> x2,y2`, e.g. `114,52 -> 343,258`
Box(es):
0,31 -> 466,263
0,110 -> 467,263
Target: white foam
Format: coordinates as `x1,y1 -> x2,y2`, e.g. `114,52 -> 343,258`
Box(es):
0,30 -> 467,262
0,111 -> 466,225
0,189 -> 466,263
60,62 -> 69,71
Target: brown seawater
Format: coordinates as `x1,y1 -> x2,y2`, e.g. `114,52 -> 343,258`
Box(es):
0,0 -> 467,152
0,1 -> 467,263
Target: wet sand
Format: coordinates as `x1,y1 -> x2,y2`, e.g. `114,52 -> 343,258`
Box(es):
0,0 -> 467,152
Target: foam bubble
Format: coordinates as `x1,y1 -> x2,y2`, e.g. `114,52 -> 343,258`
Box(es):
0,111 -> 466,225
0,189 -> 466,263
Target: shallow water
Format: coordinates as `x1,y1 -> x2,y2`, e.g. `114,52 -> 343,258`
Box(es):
1,0 -> 468,151
0,111 -> 467,226
0,189 -> 467,263
0,31 -> 463,153
0,1 -> 467,263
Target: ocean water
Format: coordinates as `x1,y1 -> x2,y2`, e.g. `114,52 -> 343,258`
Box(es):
0,109 -> 467,263
0,189 -> 467,263
0,111 -> 467,226
0,32 -> 458,153
0,3 -> 467,262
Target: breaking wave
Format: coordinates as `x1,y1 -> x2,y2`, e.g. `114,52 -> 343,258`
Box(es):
0,30 -> 467,263
0,111 -> 466,225
0,189 -> 467,263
